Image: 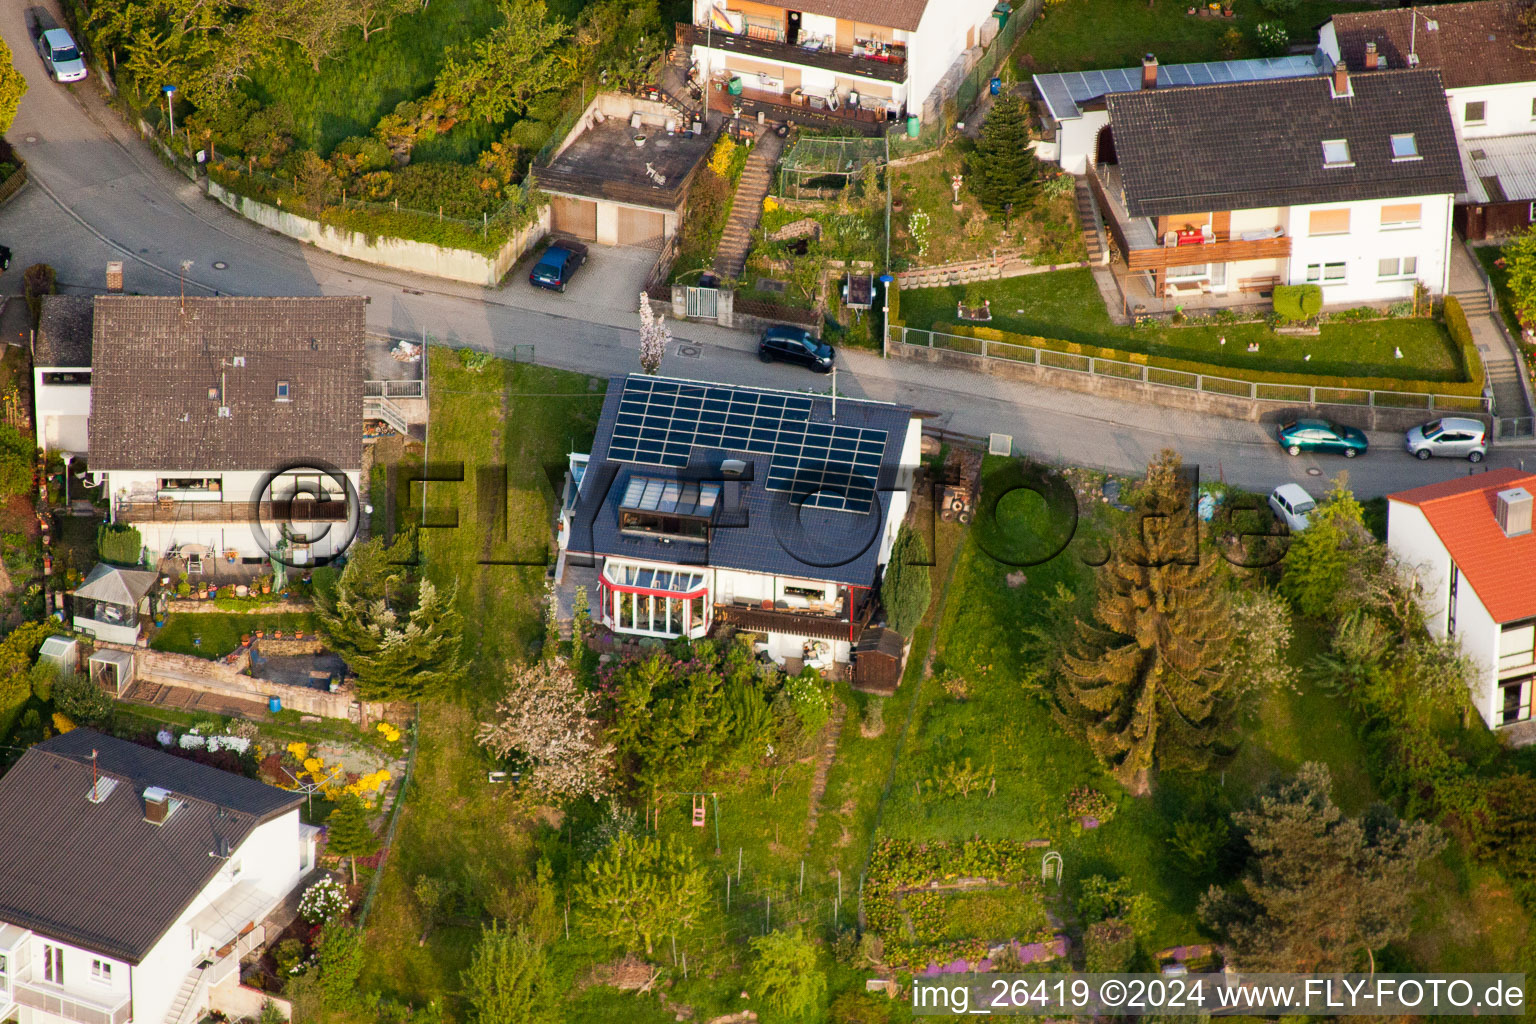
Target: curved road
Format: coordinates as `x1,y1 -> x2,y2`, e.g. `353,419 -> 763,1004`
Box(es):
0,5 -> 1526,498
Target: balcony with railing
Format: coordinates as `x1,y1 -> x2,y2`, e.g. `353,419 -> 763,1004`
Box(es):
714,586 -> 874,642
1087,163 -> 1291,273
682,23 -> 907,84
13,978 -> 131,1024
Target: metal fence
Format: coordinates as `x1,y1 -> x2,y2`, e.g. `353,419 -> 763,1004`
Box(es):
1497,416 -> 1536,440
891,325 -> 1491,412
954,0 -> 1041,115
777,135 -> 887,199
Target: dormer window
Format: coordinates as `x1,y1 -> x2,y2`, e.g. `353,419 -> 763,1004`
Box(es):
276,380 -> 291,401
1390,133 -> 1419,160
1322,139 -> 1353,167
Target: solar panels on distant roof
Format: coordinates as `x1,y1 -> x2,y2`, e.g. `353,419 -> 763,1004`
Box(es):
607,377 -> 887,514
1033,54 -> 1322,121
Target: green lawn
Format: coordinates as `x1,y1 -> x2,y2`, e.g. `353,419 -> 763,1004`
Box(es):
359,353 -> 607,1016
151,612 -> 317,659
1015,0 -> 1360,75
898,269 -> 1466,381
242,0 -> 591,159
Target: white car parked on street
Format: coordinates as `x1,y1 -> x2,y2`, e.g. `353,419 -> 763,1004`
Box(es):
1267,483 -> 1317,533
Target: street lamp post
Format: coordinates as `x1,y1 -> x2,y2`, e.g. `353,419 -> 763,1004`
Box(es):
162,85 -> 178,138
879,273 -> 895,357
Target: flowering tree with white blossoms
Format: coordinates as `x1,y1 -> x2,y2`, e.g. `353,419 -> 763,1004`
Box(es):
477,658 -> 613,802
637,292 -> 671,375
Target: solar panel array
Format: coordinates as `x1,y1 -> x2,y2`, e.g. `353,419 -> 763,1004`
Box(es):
1034,54 -> 1321,121
608,377 -> 887,514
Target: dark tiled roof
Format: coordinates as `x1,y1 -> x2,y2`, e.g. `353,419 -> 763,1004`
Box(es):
87,296 -> 366,471
34,295 -> 94,367
1105,69 -> 1465,217
566,376 -> 914,588
0,731 -> 302,963
1331,1 -> 1536,89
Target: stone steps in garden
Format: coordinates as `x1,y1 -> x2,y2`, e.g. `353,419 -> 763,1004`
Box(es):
713,132 -> 785,280
1073,176 -> 1107,266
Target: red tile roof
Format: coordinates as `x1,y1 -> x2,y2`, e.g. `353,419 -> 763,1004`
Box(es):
1389,468 -> 1536,623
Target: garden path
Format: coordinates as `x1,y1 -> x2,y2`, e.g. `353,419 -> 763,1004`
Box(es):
804,700 -> 848,842
713,131 -> 784,280
1452,242 -> 1532,423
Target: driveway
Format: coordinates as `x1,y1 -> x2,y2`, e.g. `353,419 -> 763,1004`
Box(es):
500,241 -> 660,317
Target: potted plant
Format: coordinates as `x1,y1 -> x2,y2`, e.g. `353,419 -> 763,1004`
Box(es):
241,634 -> 251,645
255,629 -> 266,639
1222,2 -> 1234,16
258,574 -> 272,595
176,580 -> 190,598
295,629 -> 305,640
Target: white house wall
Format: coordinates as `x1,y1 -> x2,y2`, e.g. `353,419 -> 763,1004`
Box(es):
1055,112 -> 1110,175
1387,498 -> 1502,729
12,937 -> 131,1024
1448,81 -> 1536,140
32,370 -> 90,455
1288,193 -> 1454,301
907,0 -> 999,118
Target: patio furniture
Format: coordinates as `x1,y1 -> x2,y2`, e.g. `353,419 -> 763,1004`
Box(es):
1201,224 -> 1214,242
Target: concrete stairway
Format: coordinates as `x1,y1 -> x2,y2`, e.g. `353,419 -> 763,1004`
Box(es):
713,131 -> 785,280
162,965 -> 205,1024
1455,286 -> 1529,418
1073,176 -> 1108,266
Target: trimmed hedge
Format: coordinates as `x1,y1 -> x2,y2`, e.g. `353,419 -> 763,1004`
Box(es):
1273,284 -> 1322,321
1442,295 -> 1487,395
934,320 -> 1485,400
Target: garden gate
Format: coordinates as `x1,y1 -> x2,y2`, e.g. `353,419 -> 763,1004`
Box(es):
686,285 -> 719,319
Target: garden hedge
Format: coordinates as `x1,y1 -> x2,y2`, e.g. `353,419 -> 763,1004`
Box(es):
930,321 -> 1486,399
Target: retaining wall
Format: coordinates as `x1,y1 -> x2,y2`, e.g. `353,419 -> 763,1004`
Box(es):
122,646 -> 381,721
165,599 -> 311,615
887,340 -> 1475,433
206,180 -> 550,287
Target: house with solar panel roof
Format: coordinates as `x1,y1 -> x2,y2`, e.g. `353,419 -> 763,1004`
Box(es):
559,375 -> 921,684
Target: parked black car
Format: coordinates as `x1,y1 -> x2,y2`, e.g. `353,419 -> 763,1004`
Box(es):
758,325 -> 833,372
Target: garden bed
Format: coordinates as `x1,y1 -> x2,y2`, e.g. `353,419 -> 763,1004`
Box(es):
151,612 -> 319,660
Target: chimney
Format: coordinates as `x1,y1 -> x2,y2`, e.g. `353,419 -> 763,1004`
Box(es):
1141,53 -> 1158,90
1364,40 -> 1378,69
105,261 -> 123,293
1496,487 -> 1533,538
1332,59 -> 1350,97
143,786 -> 172,825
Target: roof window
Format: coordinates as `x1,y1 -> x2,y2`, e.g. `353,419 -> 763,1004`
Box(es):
1390,133 -> 1419,160
1322,139 -> 1353,168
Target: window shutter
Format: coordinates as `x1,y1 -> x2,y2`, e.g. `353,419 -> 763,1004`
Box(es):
1308,208 -> 1351,235
1381,203 -> 1421,226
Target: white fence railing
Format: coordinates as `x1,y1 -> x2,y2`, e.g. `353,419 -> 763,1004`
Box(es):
890,325 -> 1491,413
364,379 -> 425,399
364,396 -> 412,434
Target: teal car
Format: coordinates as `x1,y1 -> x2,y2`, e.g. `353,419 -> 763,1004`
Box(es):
1276,418 -> 1368,458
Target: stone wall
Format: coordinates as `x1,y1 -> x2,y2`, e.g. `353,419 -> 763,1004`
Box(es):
887,341 -> 1484,434
210,976 -> 291,1022
206,180 -> 549,287
120,645 -> 382,721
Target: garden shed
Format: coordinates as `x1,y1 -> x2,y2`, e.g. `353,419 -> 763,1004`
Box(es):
37,636 -> 79,675
89,648 -> 135,696
72,562 -> 158,645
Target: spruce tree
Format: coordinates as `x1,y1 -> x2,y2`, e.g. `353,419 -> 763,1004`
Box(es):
967,94 -> 1041,225
325,796 -> 380,884
1057,450 -> 1234,795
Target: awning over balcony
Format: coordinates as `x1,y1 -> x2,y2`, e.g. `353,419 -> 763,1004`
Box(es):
189,881 -> 273,950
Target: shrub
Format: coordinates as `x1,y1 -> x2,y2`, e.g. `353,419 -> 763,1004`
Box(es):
23,264 -> 55,324
96,524 -> 144,566
882,524 -> 931,636
1443,295 -> 1488,394
1254,20 -> 1289,54
860,696 -> 886,738
1272,284 -> 1322,322
0,425 -> 33,497
389,162 -> 501,219
708,135 -> 739,178
298,876 -> 353,925
1085,918 -> 1137,971
54,672 -> 113,726
274,937 -> 305,976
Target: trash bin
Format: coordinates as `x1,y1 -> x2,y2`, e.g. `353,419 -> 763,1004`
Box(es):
268,696 -> 282,713
990,77 -> 1002,96
993,2 -> 1012,26
726,76 -> 743,97
906,115 -> 920,138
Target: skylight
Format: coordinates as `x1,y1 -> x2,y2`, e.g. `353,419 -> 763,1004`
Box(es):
1322,139 -> 1352,167
1390,133 -> 1419,160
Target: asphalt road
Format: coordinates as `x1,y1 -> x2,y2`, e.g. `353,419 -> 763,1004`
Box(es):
0,4 -> 1528,499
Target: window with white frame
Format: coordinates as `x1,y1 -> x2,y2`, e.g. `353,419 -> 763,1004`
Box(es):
1305,262 -> 1347,284
91,959 -> 112,984
1380,202 -> 1421,229
1377,256 -> 1418,279
1322,139 -> 1352,167
0,951 -> 8,991
1166,263 -> 1208,281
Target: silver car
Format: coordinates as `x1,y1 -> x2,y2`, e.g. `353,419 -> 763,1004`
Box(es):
36,28 -> 87,83
1267,483 -> 1317,533
1405,417 -> 1487,462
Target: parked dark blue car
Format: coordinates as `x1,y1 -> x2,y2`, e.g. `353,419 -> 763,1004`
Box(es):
528,239 -> 588,292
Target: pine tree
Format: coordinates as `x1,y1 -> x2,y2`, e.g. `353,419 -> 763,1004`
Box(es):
967,94 -> 1041,226
1057,450 -> 1235,795
325,796 -> 380,884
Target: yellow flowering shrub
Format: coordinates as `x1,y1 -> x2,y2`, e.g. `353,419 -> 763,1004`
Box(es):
287,741 -> 308,761
52,712 -> 75,733
708,136 -> 737,177
763,196 -> 779,214
375,722 -> 402,744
